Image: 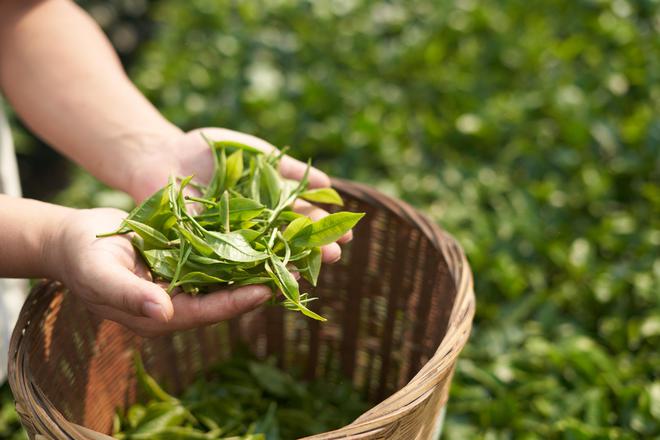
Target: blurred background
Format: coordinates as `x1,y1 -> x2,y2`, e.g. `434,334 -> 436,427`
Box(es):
2,0 -> 659,438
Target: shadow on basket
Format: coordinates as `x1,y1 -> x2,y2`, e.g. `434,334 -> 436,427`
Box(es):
8,179 -> 475,440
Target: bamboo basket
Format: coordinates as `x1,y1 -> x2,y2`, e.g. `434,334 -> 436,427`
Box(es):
7,179 -> 475,440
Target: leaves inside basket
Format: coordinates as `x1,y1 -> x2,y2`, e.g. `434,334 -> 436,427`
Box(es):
112,353 -> 369,440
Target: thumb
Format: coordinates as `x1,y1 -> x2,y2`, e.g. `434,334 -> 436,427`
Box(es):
93,262 -> 174,322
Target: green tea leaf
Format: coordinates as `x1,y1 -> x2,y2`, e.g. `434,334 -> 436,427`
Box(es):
168,242 -> 192,293
131,426 -> 216,440
204,143 -> 226,199
175,271 -> 225,286
259,162 -> 282,209
299,188 -> 344,206
299,247 -> 322,287
127,405 -> 147,429
291,212 -> 365,248
248,362 -> 291,398
266,256 -> 326,321
132,403 -> 187,435
177,227 -> 215,257
282,217 -> 313,242
266,257 -> 299,303
213,140 -> 264,155
233,276 -> 273,287
249,156 -> 261,204
205,230 -> 268,262
142,249 -> 179,279
227,197 -> 265,222
277,210 -> 305,223
225,149 -> 244,189
124,219 -> 171,248
219,191 -> 230,233
134,353 -> 178,403
129,187 -> 170,226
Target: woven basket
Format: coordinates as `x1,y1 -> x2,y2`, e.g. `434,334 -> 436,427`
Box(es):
8,179 -> 475,440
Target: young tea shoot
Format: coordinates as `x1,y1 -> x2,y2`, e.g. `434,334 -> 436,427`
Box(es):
100,135 -> 364,321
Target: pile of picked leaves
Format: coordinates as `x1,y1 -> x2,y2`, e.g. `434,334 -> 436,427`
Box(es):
113,353 -> 369,440
101,136 -> 363,321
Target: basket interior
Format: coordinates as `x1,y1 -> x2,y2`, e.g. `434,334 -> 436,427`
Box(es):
19,190 -> 457,435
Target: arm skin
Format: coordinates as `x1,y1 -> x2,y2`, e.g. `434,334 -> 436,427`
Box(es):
0,0 -> 352,335
0,0 -> 348,261
0,0 -> 180,193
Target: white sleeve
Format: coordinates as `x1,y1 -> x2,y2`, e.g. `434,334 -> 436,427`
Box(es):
0,98 -> 28,384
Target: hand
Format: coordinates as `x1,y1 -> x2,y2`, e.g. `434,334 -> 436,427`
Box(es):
128,127 -> 352,263
47,208 -> 272,337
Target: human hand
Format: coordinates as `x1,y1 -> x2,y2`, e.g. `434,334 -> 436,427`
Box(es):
127,128 -> 352,263
47,208 -> 272,337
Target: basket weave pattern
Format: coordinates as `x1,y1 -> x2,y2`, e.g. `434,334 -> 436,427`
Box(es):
8,180 -> 475,439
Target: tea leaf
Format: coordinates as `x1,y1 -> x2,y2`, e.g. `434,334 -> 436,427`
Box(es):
205,230 -> 268,262
168,242 -> 192,293
124,220 -> 171,248
219,191 -> 230,233
277,210 -> 305,223
299,247 -> 322,287
260,162 -> 282,209
227,197 -> 265,222
175,271 -> 226,286
142,249 -> 179,279
213,140 -> 264,155
292,212 -> 365,248
131,403 -> 187,436
134,352 -> 178,404
233,276 -> 273,287
225,149 -> 244,189
282,217 -> 312,242
129,187 -> 171,227
299,188 -> 344,206
266,257 -> 326,321
177,227 -> 214,257
204,144 -> 226,199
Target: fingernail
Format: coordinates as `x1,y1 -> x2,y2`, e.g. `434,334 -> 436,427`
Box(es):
143,301 -> 169,322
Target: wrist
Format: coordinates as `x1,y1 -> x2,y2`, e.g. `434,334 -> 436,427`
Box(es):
93,121 -> 183,200
123,125 -> 184,202
39,205 -> 77,281
0,195 -> 76,280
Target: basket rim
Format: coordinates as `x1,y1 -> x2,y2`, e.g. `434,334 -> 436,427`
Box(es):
8,178 -> 475,440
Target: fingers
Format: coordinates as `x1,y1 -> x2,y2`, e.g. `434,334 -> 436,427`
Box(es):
85,285 -> 272,337
196,127 -> 331,188
88,259 -> 174,323
171,285 -> 271,327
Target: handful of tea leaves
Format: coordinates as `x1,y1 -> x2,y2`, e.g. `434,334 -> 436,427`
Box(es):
100,136 -> 363,320
113,353 -> 368,440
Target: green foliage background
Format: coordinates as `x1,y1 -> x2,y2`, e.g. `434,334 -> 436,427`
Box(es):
4,0 -> 659,438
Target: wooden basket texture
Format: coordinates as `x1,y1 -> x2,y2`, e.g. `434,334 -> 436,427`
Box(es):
8,179 -> 475,440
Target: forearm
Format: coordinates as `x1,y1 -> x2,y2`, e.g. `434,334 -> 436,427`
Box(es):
0,194 -> 72,279
0,0 -> 180,194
